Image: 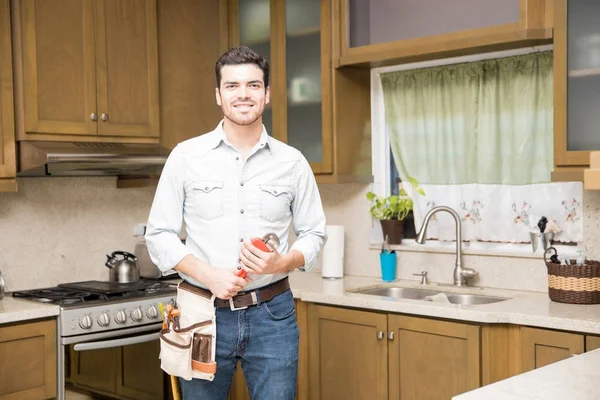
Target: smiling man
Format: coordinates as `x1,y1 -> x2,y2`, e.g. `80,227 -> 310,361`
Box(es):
145,46 -> 327,399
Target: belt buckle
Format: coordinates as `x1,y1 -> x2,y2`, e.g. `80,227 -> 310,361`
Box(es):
229,291 -> 258,311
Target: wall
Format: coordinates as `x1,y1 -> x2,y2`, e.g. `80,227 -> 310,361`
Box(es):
1,178 -> 600,293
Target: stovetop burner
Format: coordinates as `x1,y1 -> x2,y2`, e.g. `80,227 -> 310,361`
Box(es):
12,279 -> 176,306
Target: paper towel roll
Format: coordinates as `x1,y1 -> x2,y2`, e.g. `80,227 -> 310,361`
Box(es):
322,225 -> 345,279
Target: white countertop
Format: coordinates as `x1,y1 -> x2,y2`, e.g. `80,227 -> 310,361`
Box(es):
287,271 -> 600,335
453,349 -> 600,400
0,295 -> 59,324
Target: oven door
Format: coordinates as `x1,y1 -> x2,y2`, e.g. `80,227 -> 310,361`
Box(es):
58,322 -> 165,400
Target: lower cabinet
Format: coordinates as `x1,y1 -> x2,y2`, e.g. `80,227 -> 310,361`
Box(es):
70,339 -> 164,400
521,326 -> 584,371
307,304 -> 481,400
0,318 -> 57,400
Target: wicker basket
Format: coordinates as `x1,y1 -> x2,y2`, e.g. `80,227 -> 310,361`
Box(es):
545,248 -> 600,304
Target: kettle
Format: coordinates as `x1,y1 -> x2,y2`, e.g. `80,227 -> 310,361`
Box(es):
105,251 -> 140,283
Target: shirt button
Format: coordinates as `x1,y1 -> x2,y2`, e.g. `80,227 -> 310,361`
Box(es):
204,186 -> 209,191
240,209 -> 244,214
236,157 -> 239,160
239,238 -> 243,242
240,182 -> 244,186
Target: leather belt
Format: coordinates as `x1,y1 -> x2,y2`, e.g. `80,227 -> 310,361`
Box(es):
186,277 -> 290,311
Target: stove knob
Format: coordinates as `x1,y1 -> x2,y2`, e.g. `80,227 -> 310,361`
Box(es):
79,315 -> 93,330
115,310 -> 127,324
146,305 -> 159,319
97,312 -> 111,327
131,308 -> 143,322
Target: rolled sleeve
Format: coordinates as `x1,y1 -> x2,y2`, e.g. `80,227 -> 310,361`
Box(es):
289,155 -> 327,272
145,145 -> 192,273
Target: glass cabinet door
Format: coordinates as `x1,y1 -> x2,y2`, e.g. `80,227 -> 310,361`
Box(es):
236,0 -> 272,135
566,0 -> 600,151
285,0 -> 323,164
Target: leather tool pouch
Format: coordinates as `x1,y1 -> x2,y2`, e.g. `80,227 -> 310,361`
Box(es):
159,282 -> 217,381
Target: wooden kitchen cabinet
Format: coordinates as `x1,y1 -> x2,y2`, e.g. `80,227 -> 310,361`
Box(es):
0,0 -> 17,192
388,315 -> 480,400
520,326 -> 584,372
307,304 -> 481,400
11,0 -> 160,141
228,0 -> 372,184
334,0 -> 553,68
70,340 -> 164,400
0,318 -> 57,400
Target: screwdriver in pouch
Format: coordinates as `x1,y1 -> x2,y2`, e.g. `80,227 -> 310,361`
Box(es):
236,233 -> 280,278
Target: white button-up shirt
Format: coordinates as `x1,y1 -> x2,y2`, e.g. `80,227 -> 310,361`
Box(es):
145,121 -> 327,291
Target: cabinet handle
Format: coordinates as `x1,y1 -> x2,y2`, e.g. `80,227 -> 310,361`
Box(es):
90,112 -> 97,121
388,331 -> 395,340
101,113 -> 109,122
376,331 -> 384,340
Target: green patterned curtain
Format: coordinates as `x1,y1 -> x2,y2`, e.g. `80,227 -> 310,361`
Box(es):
380,51 -> 553,185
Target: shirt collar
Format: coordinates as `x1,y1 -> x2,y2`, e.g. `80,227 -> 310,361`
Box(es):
211,120 -> 273,154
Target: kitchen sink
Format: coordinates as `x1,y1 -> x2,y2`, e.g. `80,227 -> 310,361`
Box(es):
352,287 -> 440,300
351,286 -> 510,305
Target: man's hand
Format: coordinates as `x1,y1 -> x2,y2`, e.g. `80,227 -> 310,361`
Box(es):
239,240 -> 288,275
204,267 -> 252,300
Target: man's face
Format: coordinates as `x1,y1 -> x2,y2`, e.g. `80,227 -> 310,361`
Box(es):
216,64 -> 270,127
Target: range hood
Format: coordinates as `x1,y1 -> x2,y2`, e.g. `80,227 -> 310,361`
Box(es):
17,141 -> 170,177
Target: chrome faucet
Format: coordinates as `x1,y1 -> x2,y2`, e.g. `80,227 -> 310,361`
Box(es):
415,206 -> 478,287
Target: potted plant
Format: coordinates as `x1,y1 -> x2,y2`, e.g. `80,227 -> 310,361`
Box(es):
367,177 -> 425,244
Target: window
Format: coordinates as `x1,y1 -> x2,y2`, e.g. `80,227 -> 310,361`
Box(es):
371,45 -> 583,255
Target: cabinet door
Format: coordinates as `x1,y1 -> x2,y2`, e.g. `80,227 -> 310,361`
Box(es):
586,335 -> 600,352
157,0 -> 227,150
307,304 -> 388,400
388,315 -> 480,400
117,339 -> 164,400
70,346 -> 118,393
521,326 -> 584,372
0,0 -> 16,190
230,0 -> 273,136
284,0 -> 332,173
95,0 -> 160,137
554,0 -> 600,166
19,0 -> 97,135
0,319 -> 57,400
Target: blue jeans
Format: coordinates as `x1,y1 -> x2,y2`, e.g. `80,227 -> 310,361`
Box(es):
179,288 -> 299,400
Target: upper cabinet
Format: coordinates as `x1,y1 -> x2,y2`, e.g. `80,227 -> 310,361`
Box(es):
12,0 -> 160,141
228,0 -> 372,183
334,0 -> 553,68
0,0 -> 16,192
229,0 -> 333,174
554,0 -> 600,170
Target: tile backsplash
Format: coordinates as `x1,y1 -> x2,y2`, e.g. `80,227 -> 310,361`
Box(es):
1,178 -> 600,292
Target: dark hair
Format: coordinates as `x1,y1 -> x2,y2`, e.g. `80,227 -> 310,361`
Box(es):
215,46 -> 270,89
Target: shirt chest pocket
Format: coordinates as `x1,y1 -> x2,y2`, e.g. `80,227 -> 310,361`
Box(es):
190,181 -> 224,221
259,185 -> 292,223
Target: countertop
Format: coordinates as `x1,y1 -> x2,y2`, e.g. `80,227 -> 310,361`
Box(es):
453,348 -> 600,400
0,295 -> 59,324
287,272 -> 600,335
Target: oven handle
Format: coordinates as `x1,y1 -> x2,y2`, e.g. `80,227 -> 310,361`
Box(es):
72,332 -> 159,351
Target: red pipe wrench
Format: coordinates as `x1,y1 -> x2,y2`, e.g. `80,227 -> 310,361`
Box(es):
236,233 -> 280,278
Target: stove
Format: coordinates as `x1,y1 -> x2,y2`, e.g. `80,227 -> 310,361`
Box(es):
13,279 -> 178,400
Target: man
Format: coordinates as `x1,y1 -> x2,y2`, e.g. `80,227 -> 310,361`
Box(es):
145,45 -> 327,399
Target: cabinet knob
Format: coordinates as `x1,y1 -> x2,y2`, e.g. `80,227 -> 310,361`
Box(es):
101,113 -> 109,122
388,331 -> 395,340
90,112 -> 97,121
377,331 -> 384,340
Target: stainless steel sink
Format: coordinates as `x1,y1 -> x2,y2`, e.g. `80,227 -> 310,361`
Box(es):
351,286 -> 510,306
351,287 -> 440,300
441,293 -> 508,305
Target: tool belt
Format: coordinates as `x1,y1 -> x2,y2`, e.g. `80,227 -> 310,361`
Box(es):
185,277 -> 290,310
158,282 -> 217,381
